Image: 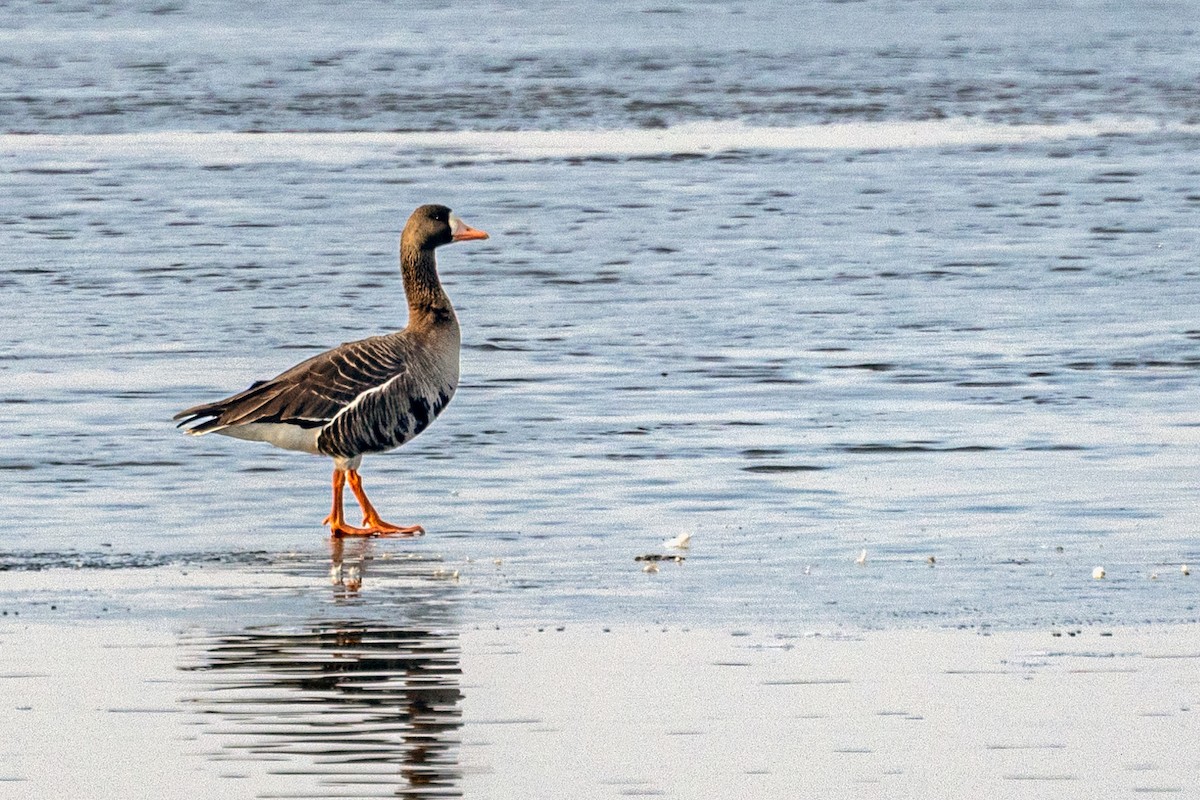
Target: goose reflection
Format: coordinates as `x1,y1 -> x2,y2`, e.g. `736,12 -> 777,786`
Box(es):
184,616 -> 463,798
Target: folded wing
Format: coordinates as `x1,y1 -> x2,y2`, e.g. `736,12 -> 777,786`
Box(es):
173,335 -> 409,436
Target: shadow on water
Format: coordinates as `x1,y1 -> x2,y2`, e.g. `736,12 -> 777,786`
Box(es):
181,539 -> 464,799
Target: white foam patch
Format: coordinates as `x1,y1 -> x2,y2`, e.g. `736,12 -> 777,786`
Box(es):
0,118 -> 1184,165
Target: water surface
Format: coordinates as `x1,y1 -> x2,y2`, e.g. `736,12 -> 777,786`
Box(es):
1,0 -> 1198,631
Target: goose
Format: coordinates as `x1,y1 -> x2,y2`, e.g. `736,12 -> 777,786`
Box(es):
173,204 -> 489,537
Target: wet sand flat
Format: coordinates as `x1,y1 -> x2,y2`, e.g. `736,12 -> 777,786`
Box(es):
2,618 -> 1197,799
462,626 -> 1200,798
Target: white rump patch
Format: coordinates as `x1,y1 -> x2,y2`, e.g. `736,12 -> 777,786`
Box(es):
215,422 -> 322,454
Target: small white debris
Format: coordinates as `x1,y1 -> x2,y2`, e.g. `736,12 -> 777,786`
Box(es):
493,558 -> 503,566
663,532 -> 692,550
855,549 -> 867,566
1093,566 -> 1106,580
803,565 -> 812,575
330,563 -> 344,585
643,563 -> 660,574
1150,572 -> 1159,581
1182,564 -> 1191,576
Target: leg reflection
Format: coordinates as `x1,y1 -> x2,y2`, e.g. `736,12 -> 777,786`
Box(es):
329,535 -> 371,593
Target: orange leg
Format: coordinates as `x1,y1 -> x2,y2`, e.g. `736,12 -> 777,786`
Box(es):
323,467 -> 423,537
323,468 -> 372,537
346,469 -> 424,536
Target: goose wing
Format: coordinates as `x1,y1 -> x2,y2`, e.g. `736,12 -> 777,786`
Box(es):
173,335 -> 408,435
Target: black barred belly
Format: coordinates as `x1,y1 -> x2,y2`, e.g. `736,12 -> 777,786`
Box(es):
317,386 -> 454,459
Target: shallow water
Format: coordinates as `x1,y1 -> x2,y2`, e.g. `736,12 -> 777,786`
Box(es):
2,0 -> 1199,631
